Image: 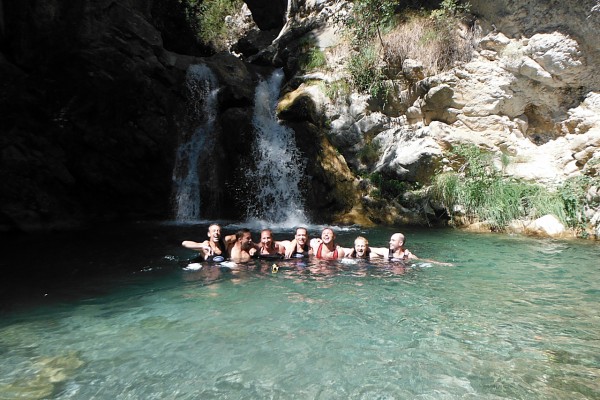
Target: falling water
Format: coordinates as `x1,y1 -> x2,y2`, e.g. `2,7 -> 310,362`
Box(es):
172,64 -> 219,221
247,68 -> 307,226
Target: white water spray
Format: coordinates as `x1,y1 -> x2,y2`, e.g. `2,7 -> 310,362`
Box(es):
172,64 -> 219,221
247,68 -> 308,227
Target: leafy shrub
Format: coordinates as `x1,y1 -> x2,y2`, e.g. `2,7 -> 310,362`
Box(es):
357,141 -> 381,166
342,0 -> 397,46
430,144 -> 590,232
180,0 -> 244,50
321,79 -> 352,102
370,172 -> 409,200
347,46 -> 387,97
298,47 -> 327,72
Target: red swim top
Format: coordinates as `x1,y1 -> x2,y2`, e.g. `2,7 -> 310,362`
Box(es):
316,243 -> 338,259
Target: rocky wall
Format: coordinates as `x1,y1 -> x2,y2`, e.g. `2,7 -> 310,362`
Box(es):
0,0 -> 205,230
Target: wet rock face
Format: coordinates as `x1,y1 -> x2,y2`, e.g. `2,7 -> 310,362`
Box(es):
0,0 -> 208,231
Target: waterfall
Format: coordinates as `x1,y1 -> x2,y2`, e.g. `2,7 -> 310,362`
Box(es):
172,64 -> 219,221
246,68 -> 307,226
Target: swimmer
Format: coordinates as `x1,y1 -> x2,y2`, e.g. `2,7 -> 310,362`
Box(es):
369,232 -> 417,261
254,229 -> 285,260
342,236 -> 376,259
181,223 -> 236,262
310,227 -> 345,260
282,227 -> 312,258
370,232 -> 452,265
229,228 -> 256,263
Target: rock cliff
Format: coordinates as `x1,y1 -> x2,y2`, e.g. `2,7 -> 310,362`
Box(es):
1,0 -> 199,230
265,0 -> 600,236
1,0 -> 599,237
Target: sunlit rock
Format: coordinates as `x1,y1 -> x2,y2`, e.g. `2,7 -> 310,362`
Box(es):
525,215 -> 567,237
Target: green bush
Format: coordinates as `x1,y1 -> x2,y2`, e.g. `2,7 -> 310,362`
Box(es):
180,0 -> 243,50
298,47 -> 327,72
431,144 -> 592,233
321,79 -> 352,101
342,0 -> 397,45
347,46 -> 387,97
370,172 -> 409,200
357,141 -> 381,166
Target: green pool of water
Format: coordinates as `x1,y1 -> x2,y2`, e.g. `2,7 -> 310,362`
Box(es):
1,224 -> 599,399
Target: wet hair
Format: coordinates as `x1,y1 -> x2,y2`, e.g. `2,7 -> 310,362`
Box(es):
236,228 -> 251,240
354,236 -> 369,247
295,227 -> 308,235
208,223 -> 221,232
322,227 -> 335,237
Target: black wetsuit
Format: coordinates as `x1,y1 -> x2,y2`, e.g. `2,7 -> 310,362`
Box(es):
205,239 -> 228,262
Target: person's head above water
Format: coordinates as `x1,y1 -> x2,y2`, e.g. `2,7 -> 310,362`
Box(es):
294,227 -> 308,245
207,224 -> 222,242
236,228 -> 254,250
260,229 -> 274,248
320,227 -> 336,244
389,233 -> 406,251
353,236 -> 369,258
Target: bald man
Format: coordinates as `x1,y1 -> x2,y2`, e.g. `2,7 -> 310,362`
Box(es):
370,232 -> 417,261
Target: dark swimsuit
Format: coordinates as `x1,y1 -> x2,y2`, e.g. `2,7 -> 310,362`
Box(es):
388,249 -> 408,263
205,239 -> 228,262
290,244 -> 309,258
254,245 -> 284,260
316,243 -> 339,259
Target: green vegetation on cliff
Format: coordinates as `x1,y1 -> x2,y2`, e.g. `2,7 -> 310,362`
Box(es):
431,145 -> 600,236
179,0 -> 244,50
342,0 -> 474,95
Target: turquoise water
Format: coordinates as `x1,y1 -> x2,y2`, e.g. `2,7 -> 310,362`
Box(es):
1,223 -> 599,399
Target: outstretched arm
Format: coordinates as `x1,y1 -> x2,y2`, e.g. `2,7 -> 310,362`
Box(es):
341,247 -> 354,258
369,246 -> 389,258
182,240 -> 209,251
275,240 -> 289,255
223,234 -> 237,245
414,256 -> 453,266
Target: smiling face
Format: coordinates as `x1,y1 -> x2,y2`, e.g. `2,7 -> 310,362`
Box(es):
207,224 -> 222,242
321,228 -> 335,244
295,228 -> 308,246
260,230 -> 273,248
389,233 -> 405,251
240,232 -> 254,250
354,237 -> 368,257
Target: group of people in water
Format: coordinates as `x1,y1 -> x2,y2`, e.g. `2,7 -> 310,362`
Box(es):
181,224 -> 421,264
